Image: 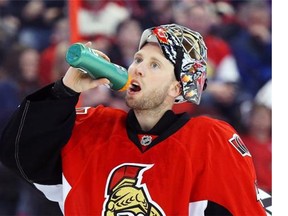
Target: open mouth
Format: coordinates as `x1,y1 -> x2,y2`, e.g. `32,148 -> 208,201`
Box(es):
129,81 -> 141,92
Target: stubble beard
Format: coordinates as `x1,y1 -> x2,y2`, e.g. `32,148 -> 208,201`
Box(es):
125,86 -> 169,111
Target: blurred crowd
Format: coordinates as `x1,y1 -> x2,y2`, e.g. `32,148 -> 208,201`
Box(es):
0,0 -> 271,215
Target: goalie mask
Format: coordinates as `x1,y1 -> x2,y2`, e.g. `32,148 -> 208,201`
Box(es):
138,23 -> 208,105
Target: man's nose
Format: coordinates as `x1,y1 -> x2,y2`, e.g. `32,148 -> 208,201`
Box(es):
132,62 -> 145,77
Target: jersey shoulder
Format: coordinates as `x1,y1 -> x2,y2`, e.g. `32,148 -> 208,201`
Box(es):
75,105 -> 127,123
189,115 -> 235,133
187,115 -> 250,157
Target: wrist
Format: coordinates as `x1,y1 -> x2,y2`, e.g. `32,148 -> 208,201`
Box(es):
52,78 -> 80,98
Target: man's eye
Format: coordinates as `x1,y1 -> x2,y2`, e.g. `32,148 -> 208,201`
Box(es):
151,62 -> 160,69
134,57 -> 142,63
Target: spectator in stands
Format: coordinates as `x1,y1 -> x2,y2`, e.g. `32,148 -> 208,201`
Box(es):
218,0 -> 272,99
108,18 -> 143,69
136,0 -> 175,30
15,0 -> 66,51
38,16 -> 70,86
17,46 -> 41,99
0,0 -> 21,62
241,80 -> 272,193
77,0 -> 129,38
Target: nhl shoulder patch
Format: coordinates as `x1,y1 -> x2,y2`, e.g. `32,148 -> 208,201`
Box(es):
229,134 -> 251,157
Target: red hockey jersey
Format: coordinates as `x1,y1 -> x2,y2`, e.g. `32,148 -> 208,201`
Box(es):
58,105 -> 266,215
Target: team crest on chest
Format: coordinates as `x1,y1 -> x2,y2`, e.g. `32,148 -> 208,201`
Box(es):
102,163 -> 165,216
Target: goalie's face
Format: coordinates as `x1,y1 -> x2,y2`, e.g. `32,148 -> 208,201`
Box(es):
125,43 -> 181,110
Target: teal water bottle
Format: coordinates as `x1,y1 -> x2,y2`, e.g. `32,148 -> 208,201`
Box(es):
65,42 -> 130,91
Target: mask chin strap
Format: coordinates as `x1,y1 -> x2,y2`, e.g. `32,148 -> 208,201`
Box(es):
203,78 -> 208,91
174,46 -> 184,81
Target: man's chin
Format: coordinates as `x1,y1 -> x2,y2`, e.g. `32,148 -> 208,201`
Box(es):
125,101 -> 136,109
125,97 -> 143,110
125,97 -> 135,108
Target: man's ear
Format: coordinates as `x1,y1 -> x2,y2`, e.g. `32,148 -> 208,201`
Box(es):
169,81 -> 182,98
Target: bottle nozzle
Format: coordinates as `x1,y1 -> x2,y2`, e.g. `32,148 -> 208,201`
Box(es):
118,75 -> 131,91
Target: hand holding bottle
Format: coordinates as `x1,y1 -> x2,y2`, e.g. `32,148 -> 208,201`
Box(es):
63,42 -> 111,93
64,42 -> 130,93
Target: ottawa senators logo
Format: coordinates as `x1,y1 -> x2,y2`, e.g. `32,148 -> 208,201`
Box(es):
102,163 -> 165,216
